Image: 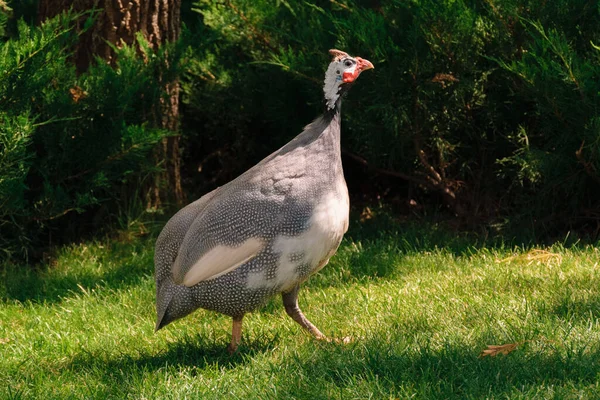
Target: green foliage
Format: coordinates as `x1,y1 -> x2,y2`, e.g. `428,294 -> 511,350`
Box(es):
0,13 -> 176,261
0,113 -> 33,258
0,1 -> 10,37
182,0 -> 600,234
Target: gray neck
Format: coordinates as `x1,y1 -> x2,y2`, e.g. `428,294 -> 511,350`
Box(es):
275,97 -> 342,162
317,99 -> 342,162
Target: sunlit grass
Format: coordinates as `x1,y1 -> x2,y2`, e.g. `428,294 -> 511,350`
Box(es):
2,215 -> 600,399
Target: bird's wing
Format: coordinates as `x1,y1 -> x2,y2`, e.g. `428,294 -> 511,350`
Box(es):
174,236 -> 264,287
169,183 -> 287,287
167,138 -> 315,287
155,188 -> 221,284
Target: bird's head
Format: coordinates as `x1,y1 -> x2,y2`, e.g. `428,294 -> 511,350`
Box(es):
323,49 -> 374,110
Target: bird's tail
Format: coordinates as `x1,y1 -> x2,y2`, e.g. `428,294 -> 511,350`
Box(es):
155,283 -> 173,332
155,278 -> 195,332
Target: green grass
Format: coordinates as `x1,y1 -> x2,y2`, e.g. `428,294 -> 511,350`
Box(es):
2,214 -> 600,399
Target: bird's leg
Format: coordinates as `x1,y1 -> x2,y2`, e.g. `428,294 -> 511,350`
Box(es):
282,285 -> 326,340
227,315 -> 243,354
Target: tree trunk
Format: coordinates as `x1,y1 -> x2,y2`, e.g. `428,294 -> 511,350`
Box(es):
38,0 -> 184,208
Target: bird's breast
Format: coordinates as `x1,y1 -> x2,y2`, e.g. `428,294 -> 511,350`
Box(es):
246,180 -> 349,292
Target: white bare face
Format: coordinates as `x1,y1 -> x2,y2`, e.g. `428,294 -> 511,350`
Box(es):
323,50 -> 374,110
323,57 -> 358,110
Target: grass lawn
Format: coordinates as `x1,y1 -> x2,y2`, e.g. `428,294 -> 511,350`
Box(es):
1,214 -> 600,399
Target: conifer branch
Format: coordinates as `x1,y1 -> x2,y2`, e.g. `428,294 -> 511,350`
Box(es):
223,0 -> 277,53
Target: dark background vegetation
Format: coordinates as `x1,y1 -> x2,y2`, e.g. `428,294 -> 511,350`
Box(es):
1,0 -> 600,262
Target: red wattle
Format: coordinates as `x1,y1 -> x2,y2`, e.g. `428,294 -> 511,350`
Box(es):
343,70 -> 359,83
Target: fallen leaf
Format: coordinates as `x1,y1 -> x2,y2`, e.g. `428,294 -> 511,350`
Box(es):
497,249 -> 562,266
0,338 -> 10,345
480,342 -> 520,357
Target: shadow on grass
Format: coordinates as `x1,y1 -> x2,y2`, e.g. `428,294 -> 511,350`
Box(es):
52,332 -> 600,398
62,335 -> 277,396
272,337 -> 600,398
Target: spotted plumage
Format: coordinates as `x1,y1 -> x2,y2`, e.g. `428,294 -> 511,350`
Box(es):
155,49 -> 374,352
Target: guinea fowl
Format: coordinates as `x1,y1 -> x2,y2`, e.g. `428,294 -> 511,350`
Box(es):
155,49 -> 374,353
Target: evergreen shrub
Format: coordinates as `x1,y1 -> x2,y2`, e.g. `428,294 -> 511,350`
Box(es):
183,0 -> 600,235
0,12 -> 174,260
3,0 -> 600,260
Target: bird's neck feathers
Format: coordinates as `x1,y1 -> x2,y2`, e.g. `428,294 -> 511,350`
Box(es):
323,97 -> 342,121
317,101 -> 342,157
320,64 -> 343,142
286,63 -> 344,152
323,62 -> 345,112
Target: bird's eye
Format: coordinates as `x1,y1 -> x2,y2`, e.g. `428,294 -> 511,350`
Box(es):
336,70 -> 340,75
344,60 -> 353,67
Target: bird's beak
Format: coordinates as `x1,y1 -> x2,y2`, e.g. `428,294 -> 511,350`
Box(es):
356,57 -> 374,73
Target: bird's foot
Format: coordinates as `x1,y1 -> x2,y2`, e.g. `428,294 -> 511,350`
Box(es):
335,336 -> 353,344
227,342 -> 239,355
282,287 -> 353,346
315,335 -> 353,344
